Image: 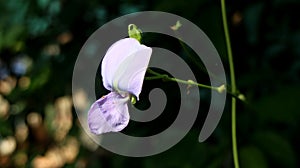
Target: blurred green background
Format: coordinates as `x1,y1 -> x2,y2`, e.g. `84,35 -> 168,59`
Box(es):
1,0 -> 300,167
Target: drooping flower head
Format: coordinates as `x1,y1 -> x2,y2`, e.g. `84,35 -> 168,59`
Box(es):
88,38 -> 152,134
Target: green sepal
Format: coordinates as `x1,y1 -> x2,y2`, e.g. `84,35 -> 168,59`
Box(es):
130,95 -> 137,105
128,24 -> 142,42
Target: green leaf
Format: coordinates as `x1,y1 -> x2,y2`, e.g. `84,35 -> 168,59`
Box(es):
244,2 -> 264,45
37,0 -> 50,9
240,146 -> 268,168
253,131 -> 296,167
254,85 -> 300,126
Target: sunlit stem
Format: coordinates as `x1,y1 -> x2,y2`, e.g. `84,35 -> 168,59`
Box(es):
221,0 -> 240,168
146,69 -> 226,93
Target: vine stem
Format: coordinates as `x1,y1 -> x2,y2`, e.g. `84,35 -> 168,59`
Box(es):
146,68 -> 247,101
221,0 -> 240,168
146,69 -> 224,92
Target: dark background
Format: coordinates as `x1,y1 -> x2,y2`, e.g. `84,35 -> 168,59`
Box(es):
1,0 -> 299,167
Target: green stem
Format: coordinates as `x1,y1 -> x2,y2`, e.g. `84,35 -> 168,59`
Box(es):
146,69 -> 223,92
146,68 -> 246,101
221,0 -> 240,168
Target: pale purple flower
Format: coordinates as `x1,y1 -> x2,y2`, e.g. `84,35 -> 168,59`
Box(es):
88,38 -> 152,134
